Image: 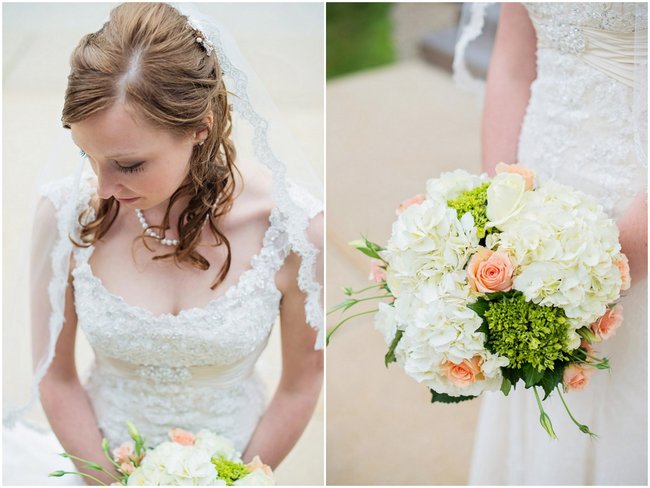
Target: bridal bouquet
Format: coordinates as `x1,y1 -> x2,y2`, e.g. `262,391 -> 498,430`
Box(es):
50,422 -> 275,485
329,164 -> 630,438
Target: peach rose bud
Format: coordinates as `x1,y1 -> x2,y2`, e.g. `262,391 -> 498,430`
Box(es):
169,428 -> 196,446
563,364 -> 595,391
368,259 -> 386,283
112,442 -> 134,464
495,162 -> 535,191
467,247 -> 515,294
580,339 -> 594,357
396,193 -> 425,215
440,356 -> 484,387
614,254 -> 631,291
120,462 -> 135,475
590,304 -> 624,340
246,456 -> 273,477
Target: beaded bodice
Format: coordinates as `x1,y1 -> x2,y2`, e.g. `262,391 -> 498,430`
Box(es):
526,3 -> 643,54
37,175 -> 308,451
518,3 -> 647,219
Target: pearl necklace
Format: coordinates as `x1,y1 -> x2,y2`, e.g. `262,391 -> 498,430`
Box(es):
135,209 -> 179,246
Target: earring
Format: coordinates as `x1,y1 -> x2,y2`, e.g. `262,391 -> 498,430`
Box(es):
199,141 -> 205,146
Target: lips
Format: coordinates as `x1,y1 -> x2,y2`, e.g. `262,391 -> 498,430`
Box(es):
116,196 -> 140,203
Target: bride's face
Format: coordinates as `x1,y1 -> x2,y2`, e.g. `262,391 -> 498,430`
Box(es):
71,102 -> 199,211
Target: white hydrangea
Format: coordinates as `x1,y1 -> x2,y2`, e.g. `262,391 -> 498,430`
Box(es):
392,293 -> 509,397
193,430 -> 240,461
426,169 -> 488,201
127,442 -> 225,486
382,199 -> 479,297
374,302 -> 397,345
496,181 -> 622,330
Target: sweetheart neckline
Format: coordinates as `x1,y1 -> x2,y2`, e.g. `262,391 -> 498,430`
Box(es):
72,208 -> 281,320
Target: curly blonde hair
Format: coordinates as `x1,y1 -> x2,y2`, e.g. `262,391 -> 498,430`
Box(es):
62,2 -> 238,289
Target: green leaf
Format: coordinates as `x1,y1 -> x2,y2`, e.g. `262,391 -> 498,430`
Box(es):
49,471 -> 66,477
84,462 -> 105,471
342,287 -> 353,296
467,299 -> 489,318
501,367 -> 522,388
349,237 -> 385,260
500,377 -> 512,396
522,363 -> 544,388
355,246 -> 382,260
327,298 -> 358,315
384,329 -> 403,367
539,364 -> 565,400
430,389 -> 477,404
484,290 -> 518,301
467,299 -> 490,334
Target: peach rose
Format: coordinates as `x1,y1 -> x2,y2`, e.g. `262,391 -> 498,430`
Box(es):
169,428 -> 196,446
563,364 -> 595,391
495,162 -> 535,191
120,462 -> 135,475
112,442 -> 134,464
246,455 -> 273,477
590,304 -> 624,340
368,259 -> 386,283
440,356 -> 484,388
614,254 -> 631,291
396,193 -> 425,215
467,247 -> 515,293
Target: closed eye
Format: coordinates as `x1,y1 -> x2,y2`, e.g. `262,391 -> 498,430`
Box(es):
116,161 -> 145,174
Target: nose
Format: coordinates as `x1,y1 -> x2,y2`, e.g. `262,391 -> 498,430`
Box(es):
95,169 -> 122,200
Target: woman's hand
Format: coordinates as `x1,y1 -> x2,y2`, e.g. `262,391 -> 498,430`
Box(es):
242,212 -> 324,469
481,3 -> 537,174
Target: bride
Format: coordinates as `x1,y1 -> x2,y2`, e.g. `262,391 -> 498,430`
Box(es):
467,3 -> 647,485
4,3 -> 323,485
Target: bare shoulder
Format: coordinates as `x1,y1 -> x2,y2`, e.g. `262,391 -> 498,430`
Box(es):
228,162 -> 275,227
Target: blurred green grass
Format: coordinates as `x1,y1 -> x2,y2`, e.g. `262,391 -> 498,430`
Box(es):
327,3 -> 395,80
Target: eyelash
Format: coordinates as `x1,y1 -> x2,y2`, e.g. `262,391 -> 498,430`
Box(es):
79,149 -> 145,174
117,163 -> 145,174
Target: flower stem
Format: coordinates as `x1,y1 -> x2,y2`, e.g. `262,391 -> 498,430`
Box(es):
63,453 -> 122,483
556,386 -> 598,438
353,294 -> 392,303
533,386 -> 557,439
51,470 -> 108,485
345,283 -> 385,295
326,309 -> 379,345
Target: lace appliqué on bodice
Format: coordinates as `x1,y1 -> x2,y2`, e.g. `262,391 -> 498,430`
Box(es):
519,3 -> 647,219
42,176 -> 305,452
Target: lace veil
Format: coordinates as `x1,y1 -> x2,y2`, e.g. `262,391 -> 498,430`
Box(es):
4,2 -> 324,428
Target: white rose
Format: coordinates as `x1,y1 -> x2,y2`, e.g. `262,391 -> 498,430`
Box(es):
486,172 -> 527,229
234,469 -> 275,486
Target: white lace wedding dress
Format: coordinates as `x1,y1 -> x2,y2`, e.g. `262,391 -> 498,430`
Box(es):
469,3 -> 647,485
3,176 -> 322,485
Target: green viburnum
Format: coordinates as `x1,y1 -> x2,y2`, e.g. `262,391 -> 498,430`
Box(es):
212,456 -> 250,486
447,182 -> 492,238
484,293 -> 570,372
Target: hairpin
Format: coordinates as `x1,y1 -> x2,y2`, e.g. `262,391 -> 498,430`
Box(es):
186,21 -> 214,56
